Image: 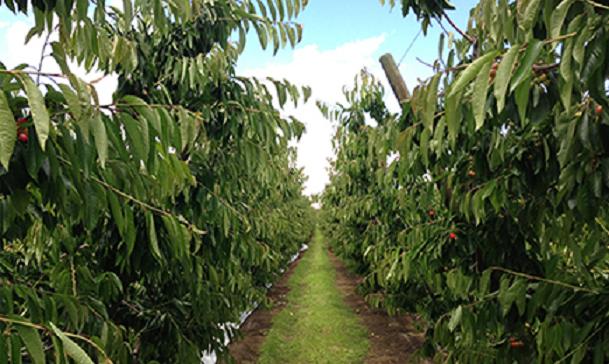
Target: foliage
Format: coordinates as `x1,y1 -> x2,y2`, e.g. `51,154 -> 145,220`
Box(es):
379,0 -> 455,31
322,0 -> 609,363
0,0 -> 314,362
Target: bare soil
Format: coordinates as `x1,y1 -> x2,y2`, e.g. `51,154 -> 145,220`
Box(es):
327,250 -> 430,364
228,249 -> 429,364
227,255 -> 303,364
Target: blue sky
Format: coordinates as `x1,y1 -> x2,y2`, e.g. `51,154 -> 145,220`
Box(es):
237,1 -> 477,71
0,0 -> 478,195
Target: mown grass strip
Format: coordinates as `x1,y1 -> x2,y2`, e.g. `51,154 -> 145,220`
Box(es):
258,230 -> 369,364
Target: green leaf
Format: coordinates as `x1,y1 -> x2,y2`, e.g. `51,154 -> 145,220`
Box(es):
179,108 -> 194,153
0,91 -> 16,170
446,91 -> 461,146
423,74 -> 440,132
15,325 -> 45,364
120,96 -> 160,134
560,15 -> 583,85
578,113 -> 591,150
0,333 -> 8,364
10,334 -> 22,364
146,212 -> 164,264
91,113 -> 108,168
59,84 -> 82,120
420,128 -> 430,166
49,323 -> 95,364
550,0 -> 574,48
448,51 -> 498,98
519,0 -> 542,36
581,31 -> 606,85
510,39 -> 543,93
302,86 -> 312,102
473,61 -> 492,130
122,0 -> 133,29
515,77 -> 531,125
121,113 -> 148,162
573,19 -> 592,66
494,46 -> 519,113
447,305 -> 463,332
255,24 -> 268,49
18,74 -> 50,150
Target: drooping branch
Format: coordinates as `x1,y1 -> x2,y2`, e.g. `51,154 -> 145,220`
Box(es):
440,9 -> 475,44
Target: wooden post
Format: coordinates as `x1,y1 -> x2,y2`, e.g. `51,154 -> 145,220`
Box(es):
379,53 -> 410,103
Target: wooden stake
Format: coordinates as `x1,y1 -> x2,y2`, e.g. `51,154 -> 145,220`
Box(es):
379,53 -> 410,103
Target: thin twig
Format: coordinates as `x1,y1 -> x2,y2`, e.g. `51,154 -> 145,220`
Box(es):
440,9 -> 475,44
0,69 -> 65,79
488,266 -> 599,294
36,31 -> 53,85
532,63 -> 559,73
416,57 -> 435,69
586,0 -> 609,10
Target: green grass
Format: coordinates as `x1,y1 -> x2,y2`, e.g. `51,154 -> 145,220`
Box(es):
258,230 -> 369,364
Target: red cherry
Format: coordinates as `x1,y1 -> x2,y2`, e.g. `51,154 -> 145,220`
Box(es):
596,105 -> 603,115
428,209 -> 436,217
18,133 -> 28,143
449,232 -> 457,240
16,117 -> 28,125
509,340 -> 524,348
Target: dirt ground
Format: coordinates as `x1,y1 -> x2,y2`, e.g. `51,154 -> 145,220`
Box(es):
327,250 -> 430,364
227,255 -> 303,364
228,249 -> 429,364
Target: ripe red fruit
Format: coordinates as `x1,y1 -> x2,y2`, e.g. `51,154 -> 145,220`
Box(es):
16,117 -> 28,125
596,105 -> 604,115
468,170 -> 476,177
449,232 -> 457,240
509,339 -> 524,348
18,133 -> 29,143
428,209 -> 436,217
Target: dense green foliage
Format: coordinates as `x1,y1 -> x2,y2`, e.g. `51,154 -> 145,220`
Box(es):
322,0 -> 609,363
0,0 -> 314,362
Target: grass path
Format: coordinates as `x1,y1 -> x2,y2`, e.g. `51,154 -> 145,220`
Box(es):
258,230 -> 369,364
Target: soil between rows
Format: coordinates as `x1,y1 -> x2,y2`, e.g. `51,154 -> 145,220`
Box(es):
227,254 -> 304,364
327,250 -> 430,364
228,248 -> 429,363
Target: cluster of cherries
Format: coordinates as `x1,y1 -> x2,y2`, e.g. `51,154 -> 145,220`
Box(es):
16,117 -> 29,143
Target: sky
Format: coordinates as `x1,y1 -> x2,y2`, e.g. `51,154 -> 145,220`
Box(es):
0,0 -> 478,195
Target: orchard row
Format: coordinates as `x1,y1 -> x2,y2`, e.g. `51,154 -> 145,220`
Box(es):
322,0 -> 609,363
0,0 -> 314,362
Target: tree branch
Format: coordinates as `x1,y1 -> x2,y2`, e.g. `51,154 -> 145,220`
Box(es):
440,9 -> 475,44
36,31 -> 53,85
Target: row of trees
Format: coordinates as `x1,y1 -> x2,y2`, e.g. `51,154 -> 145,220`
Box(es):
0,0 -> 314,362
322,0 -> 609,362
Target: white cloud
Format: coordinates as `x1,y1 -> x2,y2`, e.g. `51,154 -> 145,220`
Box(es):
241,34 -> 409,196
